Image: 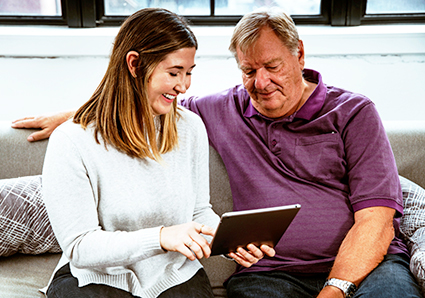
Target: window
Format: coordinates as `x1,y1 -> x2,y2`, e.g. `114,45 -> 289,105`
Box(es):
0,0 -> 62,16
0,0 -> 424,27
363,0 -> 425,25
366,0 -> 425,14
0,0 -> 66,25
98,0 -> 329,26
103,0 -> 321,16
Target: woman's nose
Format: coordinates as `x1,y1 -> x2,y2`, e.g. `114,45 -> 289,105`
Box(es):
175,77 -> 189,94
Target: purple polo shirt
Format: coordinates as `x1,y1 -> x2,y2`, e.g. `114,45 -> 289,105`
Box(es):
181,69 -> 408,275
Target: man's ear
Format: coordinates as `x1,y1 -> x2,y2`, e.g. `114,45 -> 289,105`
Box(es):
126,51 -> 139,78
297,40 -> 306,70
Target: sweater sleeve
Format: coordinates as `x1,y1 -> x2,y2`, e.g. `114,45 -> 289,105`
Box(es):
188,113 -> 220,237
42,126 -> 165,270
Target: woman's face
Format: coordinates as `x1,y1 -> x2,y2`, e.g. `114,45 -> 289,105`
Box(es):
147,47 -> 196,116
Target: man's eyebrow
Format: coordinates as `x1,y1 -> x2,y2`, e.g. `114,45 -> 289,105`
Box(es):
240,65 -> 252,72
239,58 -> 282,72
264,58 -> 282,66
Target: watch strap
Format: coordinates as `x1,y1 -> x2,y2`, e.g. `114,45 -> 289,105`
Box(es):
323,278 -> 357,298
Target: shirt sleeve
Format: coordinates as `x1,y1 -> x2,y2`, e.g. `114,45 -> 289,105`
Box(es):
342,102 -> 403,217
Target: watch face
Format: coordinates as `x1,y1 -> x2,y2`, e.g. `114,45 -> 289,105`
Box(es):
346,284 -> 357,298
345,284 -> 357,298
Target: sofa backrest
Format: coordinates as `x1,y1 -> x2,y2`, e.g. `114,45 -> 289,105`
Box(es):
0,124 -> 48,180
1,120 -> 424,188
384,121 -> 425,189
0,122 -> 233,212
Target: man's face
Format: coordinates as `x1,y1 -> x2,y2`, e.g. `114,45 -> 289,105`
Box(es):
236,26 -> 306,119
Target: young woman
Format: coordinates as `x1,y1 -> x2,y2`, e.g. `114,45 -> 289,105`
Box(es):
42,8 -> 271,298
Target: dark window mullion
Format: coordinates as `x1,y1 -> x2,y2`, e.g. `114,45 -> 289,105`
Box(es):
319,0 -> 331,23
66,0 -> 82,27
330,0 -> 348,26
81,0 -> 96,27
330,0 -> 363,26
211,0 -> 215,17
346,0 -> 364,26
66,0 -> 96,28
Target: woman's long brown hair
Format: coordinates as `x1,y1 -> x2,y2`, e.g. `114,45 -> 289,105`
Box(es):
73,8 -> 197,161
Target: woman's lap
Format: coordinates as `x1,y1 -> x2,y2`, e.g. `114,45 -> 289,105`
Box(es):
47,263 -> 214,298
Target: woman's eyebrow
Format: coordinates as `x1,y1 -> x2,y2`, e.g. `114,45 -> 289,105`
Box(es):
167,64 -> 196,70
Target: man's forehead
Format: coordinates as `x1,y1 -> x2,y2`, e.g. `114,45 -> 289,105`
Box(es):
235,30 -> 290,68
237,48 -> 283,69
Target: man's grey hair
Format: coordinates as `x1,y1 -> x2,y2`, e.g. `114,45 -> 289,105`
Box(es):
229,8 -> 300,62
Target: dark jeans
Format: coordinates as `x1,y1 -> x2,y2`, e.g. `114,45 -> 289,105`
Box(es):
226,254 -> 422,298
47,263 -> 214,298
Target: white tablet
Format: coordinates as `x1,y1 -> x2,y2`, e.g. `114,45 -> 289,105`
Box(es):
210,204 -> 301,256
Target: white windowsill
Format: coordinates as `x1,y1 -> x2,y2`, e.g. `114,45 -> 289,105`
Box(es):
0,24 -> 424,57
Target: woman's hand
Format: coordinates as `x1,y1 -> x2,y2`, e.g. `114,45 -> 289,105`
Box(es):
160,222 -> 215,261
11,110 -> 75,142
228,244 -> 276,268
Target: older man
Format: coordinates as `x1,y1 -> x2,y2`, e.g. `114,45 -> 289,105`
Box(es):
13,8 -> 421,298
180,9 -> 421,298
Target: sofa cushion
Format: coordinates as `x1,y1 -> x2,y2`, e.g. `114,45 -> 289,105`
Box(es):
0,253 -> 60,298
0,175 -> 61,256
400,176 -> 425,238
399,176 -> 425,293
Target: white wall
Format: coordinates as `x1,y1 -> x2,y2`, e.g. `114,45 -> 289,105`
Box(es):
0,24 -> 424,122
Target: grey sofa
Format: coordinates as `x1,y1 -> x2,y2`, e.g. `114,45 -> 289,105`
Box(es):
1,120 -> 425,297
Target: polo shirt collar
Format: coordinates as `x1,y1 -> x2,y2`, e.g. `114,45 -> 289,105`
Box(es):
243,69 -> 326,121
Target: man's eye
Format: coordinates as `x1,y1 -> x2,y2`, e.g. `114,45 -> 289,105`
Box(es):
186,72 -> 192,76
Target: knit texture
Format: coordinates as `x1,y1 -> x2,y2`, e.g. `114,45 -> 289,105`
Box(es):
42,107 -> 219,298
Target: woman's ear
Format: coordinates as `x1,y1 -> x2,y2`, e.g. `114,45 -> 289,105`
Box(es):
126,51 -> 140,78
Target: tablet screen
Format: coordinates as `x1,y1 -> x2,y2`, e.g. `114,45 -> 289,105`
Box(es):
210,204 -> 301,256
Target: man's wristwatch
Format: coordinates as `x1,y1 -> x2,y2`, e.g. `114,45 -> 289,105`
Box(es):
323,278 -> 357,298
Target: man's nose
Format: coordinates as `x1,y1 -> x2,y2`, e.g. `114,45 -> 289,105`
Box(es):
254,68 -> 270,90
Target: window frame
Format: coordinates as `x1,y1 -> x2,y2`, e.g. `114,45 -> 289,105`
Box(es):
0,0 -> 424,28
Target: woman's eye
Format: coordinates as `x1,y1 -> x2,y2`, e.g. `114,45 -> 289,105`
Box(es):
169,73 -> 177,77
186,72 -> 192,76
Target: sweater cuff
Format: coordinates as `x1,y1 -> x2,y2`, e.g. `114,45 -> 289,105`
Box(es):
132,226 -> 166,258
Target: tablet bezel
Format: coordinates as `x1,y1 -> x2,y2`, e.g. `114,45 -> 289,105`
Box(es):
210,204 -> 301,256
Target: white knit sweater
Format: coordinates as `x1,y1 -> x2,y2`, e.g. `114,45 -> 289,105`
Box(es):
42,107 -> 220,298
